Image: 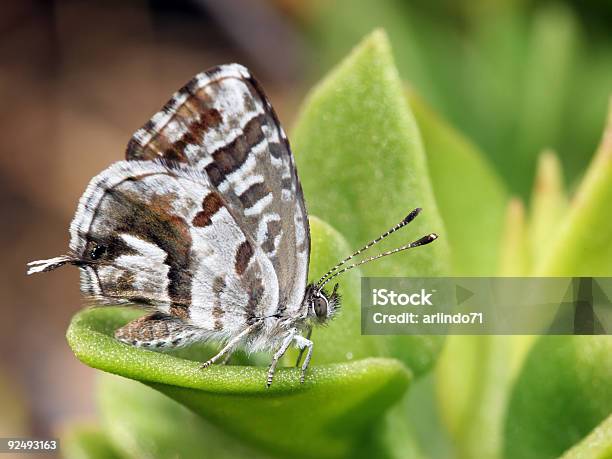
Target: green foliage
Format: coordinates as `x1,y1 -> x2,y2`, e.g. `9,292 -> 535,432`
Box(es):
559,414 -> 612,459
62,425 -> 122,459
407,90 -> 508,275
529,151 -> 569,263
309,0 -> 612,199
292,29 -> 450,278
97,374 -> 270,459
498,199 -> 531,276
292,29 -> 449,377
536,105 -> 612,276
504,336 -> 612,459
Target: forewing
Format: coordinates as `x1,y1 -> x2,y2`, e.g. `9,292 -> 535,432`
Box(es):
125,64 -> 309,315
69,161 -> 279,334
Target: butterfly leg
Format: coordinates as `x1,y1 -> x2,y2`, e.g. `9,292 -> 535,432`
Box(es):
115,312 -> 197,350
200,321 -> 260,369
267,328 -> 297,388
294,334 -> 314,384
220,350 -> 235,365
295,325 -> 312,367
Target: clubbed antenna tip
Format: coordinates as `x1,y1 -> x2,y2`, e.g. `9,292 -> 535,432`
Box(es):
413,233 -> 438,246
403,208 -> 422,224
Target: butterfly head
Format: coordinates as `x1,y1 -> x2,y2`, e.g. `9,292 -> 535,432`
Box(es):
304,283 -> 341,325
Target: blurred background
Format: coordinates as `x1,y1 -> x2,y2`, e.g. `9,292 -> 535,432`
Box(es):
1,0 -> 611,456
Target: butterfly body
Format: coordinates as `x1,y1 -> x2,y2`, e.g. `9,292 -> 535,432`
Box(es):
28,64 -> 434,386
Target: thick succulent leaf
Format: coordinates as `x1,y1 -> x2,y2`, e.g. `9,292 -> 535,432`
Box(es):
498,198 -> 531,276
513,4 -> 578,195
61,425 -> 123,459
436,195 -> 534,459
435,334 -> 535,459
503,106 -> 612,459
292,29 -> 450,278
407,89 -> 508,275
375,396 -> 428,459
97,374 -> 270,459
504,336 -> 612,459
536,102 -> 612,276
559,414 -> 612,459
405,373 -> 455,459
529,150 -> 568,262
308,0 -> 440,108
291,29 -> 448,375
67,305 -> 410,459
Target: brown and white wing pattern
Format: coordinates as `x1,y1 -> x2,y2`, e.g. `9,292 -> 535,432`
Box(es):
124,64 -> 310,317
68,160 -> 279,337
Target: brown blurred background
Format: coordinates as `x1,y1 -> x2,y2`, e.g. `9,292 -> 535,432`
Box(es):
0,0 -> 311,445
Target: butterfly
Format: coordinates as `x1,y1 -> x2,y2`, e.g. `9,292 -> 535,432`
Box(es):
27,64 -> 438,386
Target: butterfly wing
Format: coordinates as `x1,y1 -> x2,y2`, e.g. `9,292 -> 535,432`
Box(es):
69,160 -> 279,335
125,64 -> 310,316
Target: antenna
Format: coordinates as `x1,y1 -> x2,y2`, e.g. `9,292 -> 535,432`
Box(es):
316,208 -> 422,287
317,233 -> 438,290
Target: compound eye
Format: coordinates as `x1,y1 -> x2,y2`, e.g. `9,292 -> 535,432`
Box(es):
314,296 -> 328,318
87,241 -> 107,260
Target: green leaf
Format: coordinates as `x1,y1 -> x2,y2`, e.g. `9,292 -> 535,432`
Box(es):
513,4 -> 578,195
435,334 -> 535,459
292,29 -> 450,278
436,193 -> 534,458
503,108 -> 612,459
407,89 -> 508,275
291,29 -> 448,376
66,215 -> 411,459
498,198 -> 531,276
68,306 -> 410,458
97,374 -> 270,459
528,150 -> 568,262
504,336 -> 612,459
559,414 -> 612,459
537,102 -> 612,276
375,396 -> 428,459
309,0 -> 441,108
61,424 -> 123,459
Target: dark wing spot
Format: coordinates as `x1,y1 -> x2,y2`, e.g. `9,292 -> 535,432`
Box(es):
188,108 -> 223,142
238,182 -> 270,209
192,192 -> 225,227
162,144 -> 188,163
269,142 -> 284,159
261,219 -> 282,253
235,241 -> 254,276
281,177 -> 293,191
205,114 -> 265,187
